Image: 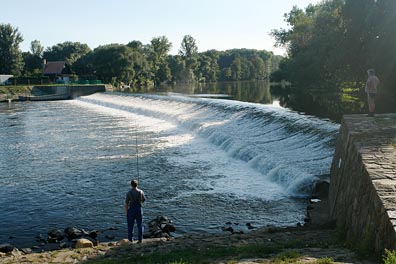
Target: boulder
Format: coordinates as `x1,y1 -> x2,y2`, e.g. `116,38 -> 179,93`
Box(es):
64,227 -> 84,240
118,239 -> 130,246
88,230 -> 98,239
161,223 -> 176,233
0,243 -> 14,253
144,215 -> 176,238
48,229 -> 65,242
75,238 -> 93,249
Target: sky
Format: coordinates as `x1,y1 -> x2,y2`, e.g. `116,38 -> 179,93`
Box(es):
1,0 -> 320,56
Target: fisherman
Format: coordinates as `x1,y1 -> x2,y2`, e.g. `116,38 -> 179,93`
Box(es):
365,69 -> 380,117
125,179 -> 146,243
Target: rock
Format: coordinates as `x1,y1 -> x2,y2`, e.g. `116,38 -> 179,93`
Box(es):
21,248 -> 32,254
48,229 -> 65,241
161,223 -> 176,233
8,236 -> 15,239
313,180 -> 329,199
59,242 -> 68,249
75,238 -> 93,249
64,227 -> 84,240
42,243 -> 61,251
145,216 -> 176,238
246,223 -> 255,230
89,230 -> 98,239
221,226 -> 234,233
158,216 -> 170,224
0,243 -> 14,253
11,248 -> 21,257
92,240 -> 99,246
105,235 -> 115,240
35,234 -> 46,243
118,239 -> 130,246
108,226 -> 118,231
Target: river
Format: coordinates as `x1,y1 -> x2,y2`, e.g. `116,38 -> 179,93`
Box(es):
0,87 -> 339,248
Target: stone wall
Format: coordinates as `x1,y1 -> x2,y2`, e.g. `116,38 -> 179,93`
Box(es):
329,114 -> 396,252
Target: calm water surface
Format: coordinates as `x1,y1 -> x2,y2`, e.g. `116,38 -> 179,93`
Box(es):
0,89 -> 339,248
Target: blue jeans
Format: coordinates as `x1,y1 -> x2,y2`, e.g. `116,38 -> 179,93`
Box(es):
127,205 -> 143,242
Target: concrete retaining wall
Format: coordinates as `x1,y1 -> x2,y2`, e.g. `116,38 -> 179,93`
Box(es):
32,85 -> 106,99
329,114 -> 396,252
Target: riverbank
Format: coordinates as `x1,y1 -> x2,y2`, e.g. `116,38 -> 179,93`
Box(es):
0,199 -> 377,263
0,226 -> 373,264
0,85 -> 31,102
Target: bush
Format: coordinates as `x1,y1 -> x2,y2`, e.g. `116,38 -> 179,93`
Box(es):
383,249 -> 396,264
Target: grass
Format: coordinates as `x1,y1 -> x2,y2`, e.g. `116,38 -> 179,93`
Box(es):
273,251 -> 301,263
316,257 -> 334,264
85,237 -> 340,264
88,243 -> 285,264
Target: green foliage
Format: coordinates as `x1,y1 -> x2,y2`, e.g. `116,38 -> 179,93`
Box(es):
149,36 -> 172,85
316,257 -> 334,264
22,40 -> 45,76
6,27 -> 281,86
273,251 -> 301,263
43,41 -> 91,65
90,44 -> 135,85
0,23 -> 24,76
383,249 -> 396,264
271,0 -> 396,106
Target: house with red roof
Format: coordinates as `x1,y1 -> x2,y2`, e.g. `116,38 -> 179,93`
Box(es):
42,60 -> 72,83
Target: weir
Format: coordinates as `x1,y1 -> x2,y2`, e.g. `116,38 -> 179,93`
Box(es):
329,114 -> 396,252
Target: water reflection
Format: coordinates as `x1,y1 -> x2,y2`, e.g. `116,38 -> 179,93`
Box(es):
132,81 -> 274,105
272,87 -> 366,122
123,81 -> 396,122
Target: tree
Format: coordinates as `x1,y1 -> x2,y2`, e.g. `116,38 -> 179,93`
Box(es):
270,1 -> 346,90
43,41 -> 91,65
22,40 -> 45,76
149,36 -> 172,85
30,40 -> 44,58
0,23 -> 24,75
179,35 -> 199,83
90,44 -> 135,85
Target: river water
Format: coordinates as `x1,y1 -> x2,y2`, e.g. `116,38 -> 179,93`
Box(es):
0,91 -> 339,248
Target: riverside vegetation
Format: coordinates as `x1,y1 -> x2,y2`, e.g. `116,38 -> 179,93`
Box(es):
0,225 -> 383,264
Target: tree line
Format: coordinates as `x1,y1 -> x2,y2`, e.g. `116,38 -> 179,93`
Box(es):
270,0 -> 396,100
0,24 -> 282,87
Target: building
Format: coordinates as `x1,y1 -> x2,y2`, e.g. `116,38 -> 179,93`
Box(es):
0,75 -> 13,85
42,61 -> 72,83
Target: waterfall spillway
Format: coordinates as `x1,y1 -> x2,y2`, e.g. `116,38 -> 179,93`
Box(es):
75,93 -> 339,198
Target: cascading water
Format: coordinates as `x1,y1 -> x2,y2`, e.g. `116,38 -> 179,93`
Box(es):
77,93 -> 338,197
0,92 -> 339,248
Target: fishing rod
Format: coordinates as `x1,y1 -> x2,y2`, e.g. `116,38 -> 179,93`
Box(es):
134,120 -> 140,183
